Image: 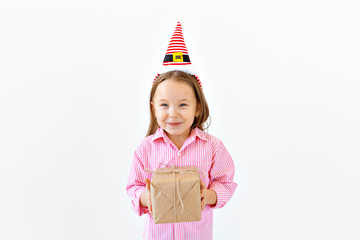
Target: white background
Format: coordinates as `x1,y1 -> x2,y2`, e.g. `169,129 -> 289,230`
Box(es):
1,0 -> 359,239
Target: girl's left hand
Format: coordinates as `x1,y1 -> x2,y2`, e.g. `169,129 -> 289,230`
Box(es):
200,180 -> 217,210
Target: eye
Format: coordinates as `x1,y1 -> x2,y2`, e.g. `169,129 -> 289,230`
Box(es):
180,103 -> 187,107
160,103 -> 168,107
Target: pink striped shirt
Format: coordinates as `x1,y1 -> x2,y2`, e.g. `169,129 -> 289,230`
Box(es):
126,127 -> 237,240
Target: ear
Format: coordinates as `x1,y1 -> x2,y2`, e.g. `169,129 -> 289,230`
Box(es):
151,102 -> 156,117
195,103 -> 201,117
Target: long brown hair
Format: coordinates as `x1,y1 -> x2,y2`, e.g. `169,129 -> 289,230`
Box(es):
146,70 -> 210,137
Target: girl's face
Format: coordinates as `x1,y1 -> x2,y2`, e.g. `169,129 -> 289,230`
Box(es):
151,79 -> 200,144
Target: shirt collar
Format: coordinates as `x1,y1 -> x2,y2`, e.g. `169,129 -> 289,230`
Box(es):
193,127 -> 208,141
151,127 -> 208,142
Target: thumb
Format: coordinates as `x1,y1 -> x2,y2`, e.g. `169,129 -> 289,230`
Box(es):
145,178 -> 152,214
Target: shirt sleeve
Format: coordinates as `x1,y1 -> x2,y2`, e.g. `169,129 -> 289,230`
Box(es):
126,144 -> 150,216
208,139 -> 237,209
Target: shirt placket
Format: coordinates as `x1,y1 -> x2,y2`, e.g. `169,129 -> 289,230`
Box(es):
170,138 -> 193,240
174,137 -> 196,240
174,222 -> 184,240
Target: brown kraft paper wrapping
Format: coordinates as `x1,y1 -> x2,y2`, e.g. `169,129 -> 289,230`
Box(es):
150,166 -> 201,224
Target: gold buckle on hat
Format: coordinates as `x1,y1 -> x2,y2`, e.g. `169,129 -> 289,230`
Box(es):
173,52 -> 183,62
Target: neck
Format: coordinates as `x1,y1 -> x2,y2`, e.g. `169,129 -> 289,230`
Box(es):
166,129 -> 192,150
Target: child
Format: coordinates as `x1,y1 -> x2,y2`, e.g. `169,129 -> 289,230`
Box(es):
126,22 -> 237,240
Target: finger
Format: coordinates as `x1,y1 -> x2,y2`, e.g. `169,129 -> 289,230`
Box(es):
200,179 -> 206,190
145,178 -> 151,191
149,195 -> 152,213
145,179 -> 153,213
200,189 -> 204,198
201,198 -> 205,210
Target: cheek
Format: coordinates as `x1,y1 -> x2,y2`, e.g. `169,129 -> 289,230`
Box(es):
184,110 -> 196,119
156,111 -> 167,120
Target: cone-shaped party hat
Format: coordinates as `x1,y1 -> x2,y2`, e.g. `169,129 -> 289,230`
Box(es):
163,22 -> 191,66
154,22 -> 202,88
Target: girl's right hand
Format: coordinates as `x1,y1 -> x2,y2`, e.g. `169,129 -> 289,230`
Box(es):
140,178 -> 152,215
145,178 -> 153,214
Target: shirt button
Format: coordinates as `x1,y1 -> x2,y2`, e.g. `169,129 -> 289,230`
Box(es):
177,152 -> 181,157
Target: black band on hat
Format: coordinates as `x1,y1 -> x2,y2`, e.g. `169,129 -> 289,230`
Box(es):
163,54 -> 191,63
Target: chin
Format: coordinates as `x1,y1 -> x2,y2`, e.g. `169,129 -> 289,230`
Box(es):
164,126 -> 180,132
165,129 -> 182,135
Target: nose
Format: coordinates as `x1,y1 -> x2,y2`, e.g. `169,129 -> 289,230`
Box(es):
169,106 -> 178,117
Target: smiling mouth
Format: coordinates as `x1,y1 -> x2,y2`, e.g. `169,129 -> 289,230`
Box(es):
168,122 -> 182,126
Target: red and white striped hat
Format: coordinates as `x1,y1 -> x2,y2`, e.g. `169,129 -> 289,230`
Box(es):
154,22 -> 202,88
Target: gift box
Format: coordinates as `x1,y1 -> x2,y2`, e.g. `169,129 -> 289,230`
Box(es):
150,166 -> 201,224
